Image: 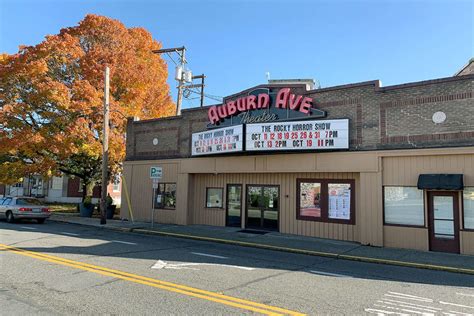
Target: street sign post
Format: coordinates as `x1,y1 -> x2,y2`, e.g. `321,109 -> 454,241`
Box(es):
150,167 -> 162,228
151,179 -> 159,227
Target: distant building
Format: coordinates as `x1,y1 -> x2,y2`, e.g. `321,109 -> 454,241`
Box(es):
1,175 -> 121,206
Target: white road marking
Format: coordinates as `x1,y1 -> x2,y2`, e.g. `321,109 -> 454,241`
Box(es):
439,301 -> 474,309
448,311 -> 474,315
151,260 -> 255,271
382,299 -> 442,311
191,252 -> 228,259
387,292 -> 433,302
377,300 -> 438,313
456,292 -> 474,297
61,232 -> 79,236
364,308 -> 405,315
384,294 -> 433,303
20,226 -> 36,230
111,240 -> 137,245
373,303 -> 429,315
309,270 -> 351,278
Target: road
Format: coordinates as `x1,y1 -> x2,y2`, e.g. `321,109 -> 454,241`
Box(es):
1,220 -> 473,315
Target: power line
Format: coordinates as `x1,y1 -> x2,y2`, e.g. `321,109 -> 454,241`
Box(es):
165,52 -> 178,66
187,89 -> 222,102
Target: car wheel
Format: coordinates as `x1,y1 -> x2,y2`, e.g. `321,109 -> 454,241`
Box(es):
37,218 -> 46,224
6,211 -> 15,223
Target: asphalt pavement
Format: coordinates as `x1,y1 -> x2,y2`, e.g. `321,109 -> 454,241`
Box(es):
49,213 -> 474,274
1,220 -> 473,315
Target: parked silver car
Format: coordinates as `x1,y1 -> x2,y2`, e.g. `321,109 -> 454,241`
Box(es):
0,196 -> 51,223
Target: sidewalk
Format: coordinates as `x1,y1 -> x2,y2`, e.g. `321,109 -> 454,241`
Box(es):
49,213 -> 474,275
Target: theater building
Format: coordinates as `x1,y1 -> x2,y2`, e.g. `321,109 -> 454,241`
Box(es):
121,62 -> 474,255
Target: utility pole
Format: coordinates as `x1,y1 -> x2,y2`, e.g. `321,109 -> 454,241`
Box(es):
176,48 -> 185,115
100,66 -> 110,225
152,46 -> 186,115
193,74 -> 205,107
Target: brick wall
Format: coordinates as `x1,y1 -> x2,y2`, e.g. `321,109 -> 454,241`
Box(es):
126,74 -> 474,161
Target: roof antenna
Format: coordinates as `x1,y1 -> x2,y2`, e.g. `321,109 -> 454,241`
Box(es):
265,71 -> 271,82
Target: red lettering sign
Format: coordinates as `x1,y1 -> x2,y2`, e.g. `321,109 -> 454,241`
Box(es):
207,88 -> 313,124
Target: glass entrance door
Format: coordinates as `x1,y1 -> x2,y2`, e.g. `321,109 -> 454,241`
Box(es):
428,192 -> 460,253
226,184 -> 242,227
246,185 -> 279,231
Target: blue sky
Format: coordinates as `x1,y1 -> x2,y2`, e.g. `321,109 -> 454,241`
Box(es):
1,0 -> 472,109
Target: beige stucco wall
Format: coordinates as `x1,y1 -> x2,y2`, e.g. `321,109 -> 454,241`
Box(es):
383,226 -> 429,251
191,172 -> 361,242
121,160 -> 180,224
381,149 -> 474,255
121,147 -> 474,254
461,231 -> 474,255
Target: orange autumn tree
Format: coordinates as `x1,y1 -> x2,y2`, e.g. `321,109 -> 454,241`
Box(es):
0,14 -> 174,199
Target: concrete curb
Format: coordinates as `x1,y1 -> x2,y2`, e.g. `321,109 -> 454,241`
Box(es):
49,218 -> 474,275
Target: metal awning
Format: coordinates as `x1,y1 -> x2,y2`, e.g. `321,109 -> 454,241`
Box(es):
417,174 -> 464,190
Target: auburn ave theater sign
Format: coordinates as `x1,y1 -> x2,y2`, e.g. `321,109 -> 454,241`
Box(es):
207,87 -> 326,127
190,86 -> 349,156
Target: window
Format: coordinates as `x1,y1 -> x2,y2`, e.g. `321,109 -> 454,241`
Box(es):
112,177 -> 120,192
384,187 -> 424,226
154,183 -> 176,209
78,179 -> 83,192
206,188 -> 223,208
13,182 -> 23,188
16,198 -> 43,205
51,177 -> 63,190
297,179 -> 354,224
464,187 -> 474,230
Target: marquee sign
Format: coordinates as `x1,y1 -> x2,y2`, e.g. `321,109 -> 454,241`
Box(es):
246,119 -> 349,151
191,125 -> 244,156
207,87 -> 326,127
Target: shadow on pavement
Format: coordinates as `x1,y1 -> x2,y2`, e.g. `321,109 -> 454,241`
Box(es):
1,220 -> 473,289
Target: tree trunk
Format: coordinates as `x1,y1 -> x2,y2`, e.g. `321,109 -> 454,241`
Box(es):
86,182 -> 94,197
81,179 -> 94,202
81,180 -> 87,202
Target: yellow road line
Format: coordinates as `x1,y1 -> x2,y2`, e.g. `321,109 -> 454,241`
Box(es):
0,243 -> 305,316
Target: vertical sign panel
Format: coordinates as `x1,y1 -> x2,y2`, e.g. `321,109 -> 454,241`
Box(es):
150,166 -> 163,179
246,119 -> 349,151
191,125 -> 244,156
